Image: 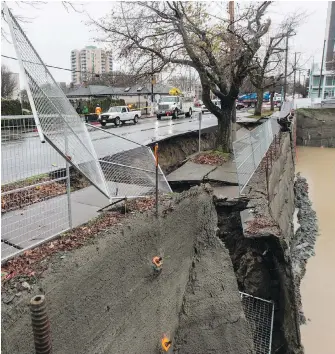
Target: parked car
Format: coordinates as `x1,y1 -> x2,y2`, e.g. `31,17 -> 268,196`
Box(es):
236,101 -> 246,110
98,106 -> 141,126
321,97 -> 335,106
202,99 -> 246,112
201,99 -> 220,114
156,95 -> 194,120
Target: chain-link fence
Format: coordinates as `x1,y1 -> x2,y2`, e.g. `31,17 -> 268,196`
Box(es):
240,292 -> 274,354
233,118 -> 280,194
1,117 -> 71,262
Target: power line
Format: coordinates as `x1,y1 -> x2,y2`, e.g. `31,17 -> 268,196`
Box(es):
0,54 -> 127,77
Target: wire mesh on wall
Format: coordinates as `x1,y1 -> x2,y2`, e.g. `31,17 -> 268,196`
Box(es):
5,5 -> 110,199
240,292 -> 274,354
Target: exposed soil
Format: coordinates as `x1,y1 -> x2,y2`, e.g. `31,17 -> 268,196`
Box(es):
1,187 -> 255,354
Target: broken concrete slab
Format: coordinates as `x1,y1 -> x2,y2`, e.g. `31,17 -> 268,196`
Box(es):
212,185 -> 240,199
207,165 -> 238,185
167,161 -> 215,182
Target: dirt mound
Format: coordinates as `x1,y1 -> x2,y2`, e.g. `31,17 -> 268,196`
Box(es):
2,187 -> 254,354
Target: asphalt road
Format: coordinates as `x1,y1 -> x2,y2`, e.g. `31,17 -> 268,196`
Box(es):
1,112 -> 253,184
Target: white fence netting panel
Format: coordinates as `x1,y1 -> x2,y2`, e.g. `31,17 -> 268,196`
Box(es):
240,292 -> 274,354
5,5 -> 110,199
87,124 -> 171,198
233,117 -> 280,194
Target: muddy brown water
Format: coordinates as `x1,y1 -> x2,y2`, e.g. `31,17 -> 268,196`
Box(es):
296,146 -> 335,353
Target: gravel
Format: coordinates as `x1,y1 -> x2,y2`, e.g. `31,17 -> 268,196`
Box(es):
291,173 -> 319,324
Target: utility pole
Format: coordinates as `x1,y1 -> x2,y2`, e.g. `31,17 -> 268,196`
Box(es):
151,54 -> 154,116
293,52 -> 297,99
283,35 -> 289,101
318,39 -> 326,98
228,1 -> 236,143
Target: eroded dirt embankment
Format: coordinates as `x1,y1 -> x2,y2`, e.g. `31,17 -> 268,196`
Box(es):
2,187 -> 254,354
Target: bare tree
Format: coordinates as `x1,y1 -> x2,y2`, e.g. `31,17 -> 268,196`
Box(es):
248,14 -> 303,116
1,65 -> 17,98
90,1 -> 272,151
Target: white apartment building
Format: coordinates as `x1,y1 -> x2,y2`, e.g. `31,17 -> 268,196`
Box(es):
309,2 -> 335,99
71,46 -> 113,85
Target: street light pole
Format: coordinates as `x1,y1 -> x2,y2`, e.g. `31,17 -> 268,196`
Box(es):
151,53 -> 154,116
293,52 -> 297,99
283,35 -> 289,101
318,39 -> 326,98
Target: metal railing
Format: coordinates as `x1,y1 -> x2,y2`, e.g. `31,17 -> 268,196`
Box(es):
233,117 -> 280,194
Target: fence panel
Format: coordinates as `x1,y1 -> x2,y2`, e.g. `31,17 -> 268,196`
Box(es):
5,5 -> 110,199
87,124 -> 172,198
240,292 -> 274,354
1,117 -> 71,262
233,118 -> 279,194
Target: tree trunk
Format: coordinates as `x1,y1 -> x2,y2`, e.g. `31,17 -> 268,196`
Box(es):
216,99 -> 234,152
254,88 -> 263,116
270,91 -> 275,111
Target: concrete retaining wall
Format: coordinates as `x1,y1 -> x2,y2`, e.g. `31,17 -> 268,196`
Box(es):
296,108 -> 335,147
268,133 -> 295,243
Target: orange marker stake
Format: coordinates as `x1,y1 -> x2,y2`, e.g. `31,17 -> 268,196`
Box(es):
161,336 -> 172,352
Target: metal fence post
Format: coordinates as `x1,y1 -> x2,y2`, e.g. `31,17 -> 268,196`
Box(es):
198,111 -> 202,153
249,134 -> 256,170
65,126 -> 72,229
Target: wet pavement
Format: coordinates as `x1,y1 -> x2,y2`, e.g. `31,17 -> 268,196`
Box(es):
1,112 -> 255,184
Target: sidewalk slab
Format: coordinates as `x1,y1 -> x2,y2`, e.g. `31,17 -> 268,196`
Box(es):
207,165 -> 238,185
167,161 -> 215,182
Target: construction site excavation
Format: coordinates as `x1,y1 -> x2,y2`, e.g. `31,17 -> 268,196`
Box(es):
1,2 -> 335,354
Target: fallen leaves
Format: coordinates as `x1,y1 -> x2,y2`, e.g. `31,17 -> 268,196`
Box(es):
191,151 -> 228,166
245,216 -> 279,235
2,179 -> 66,213
1,196 -> 157,284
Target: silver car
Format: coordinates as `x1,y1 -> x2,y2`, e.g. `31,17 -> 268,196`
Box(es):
321,97 -> 335,106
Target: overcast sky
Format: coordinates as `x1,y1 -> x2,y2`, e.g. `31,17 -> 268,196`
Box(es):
1,1 -> 330,86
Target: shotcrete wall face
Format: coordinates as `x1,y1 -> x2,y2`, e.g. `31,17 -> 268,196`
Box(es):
296,108 -> 335,147
215,130 -> 302,354
2,188 -> 255,354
